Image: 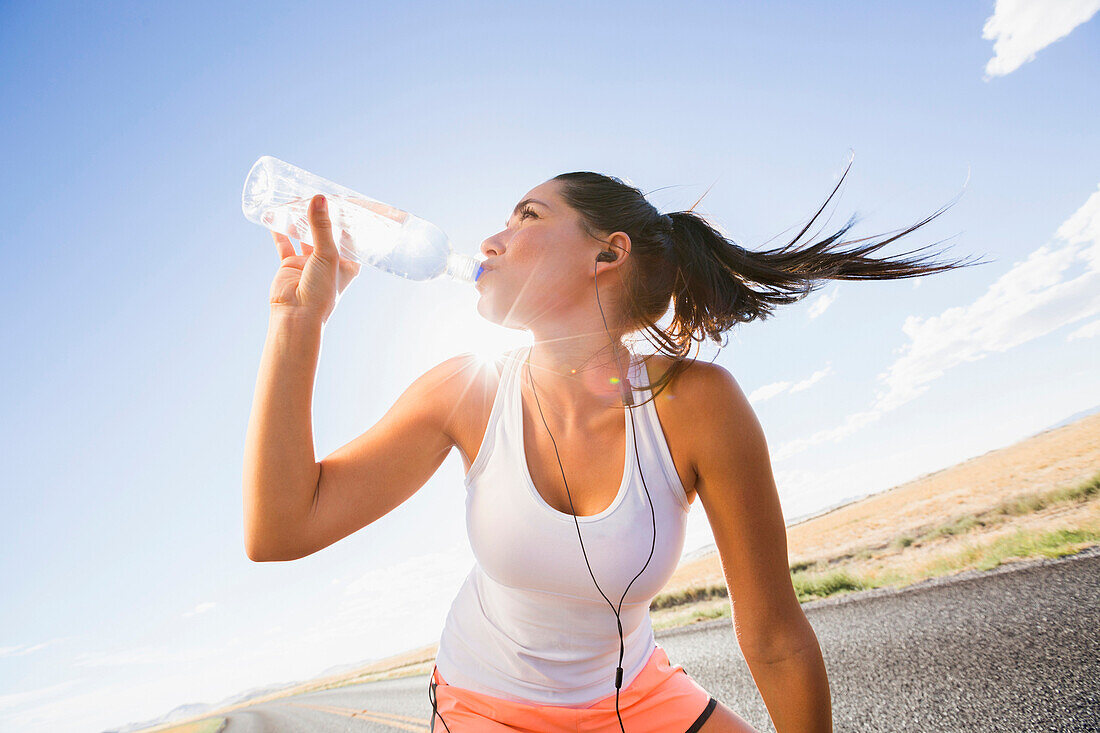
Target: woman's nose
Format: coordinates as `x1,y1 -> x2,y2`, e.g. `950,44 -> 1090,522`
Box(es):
480,235 -> 503,258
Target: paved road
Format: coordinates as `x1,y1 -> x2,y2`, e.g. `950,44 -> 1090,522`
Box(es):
224,546 -> 1100,732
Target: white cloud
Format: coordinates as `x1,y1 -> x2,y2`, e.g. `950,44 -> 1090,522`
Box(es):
806,287 -> 839,319
748,380 -> 792,404
71,645 -> 221,668
0,638 -> 67,659
747,364 -> 832,404
1056,183 -> 1100,256
182,601 -> 217,618
1066,318 -> 1100,340
789,366 -> 832,394
774,184 -> 1100,461
982,0 -> 1100,79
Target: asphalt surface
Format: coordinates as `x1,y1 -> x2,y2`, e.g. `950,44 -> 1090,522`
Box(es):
224,546 -> 1100,732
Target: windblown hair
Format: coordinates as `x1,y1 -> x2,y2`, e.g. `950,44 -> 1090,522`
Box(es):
552,158 -> 988,405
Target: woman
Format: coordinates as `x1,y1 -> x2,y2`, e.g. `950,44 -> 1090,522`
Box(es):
243,160 -> 983,732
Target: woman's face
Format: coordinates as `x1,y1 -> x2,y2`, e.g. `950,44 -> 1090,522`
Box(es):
476,179 -> 612,330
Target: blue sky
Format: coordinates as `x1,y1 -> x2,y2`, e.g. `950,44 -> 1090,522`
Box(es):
2,1 -> 1098,730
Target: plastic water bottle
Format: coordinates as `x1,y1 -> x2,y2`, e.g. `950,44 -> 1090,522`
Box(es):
241,155 -> 483,284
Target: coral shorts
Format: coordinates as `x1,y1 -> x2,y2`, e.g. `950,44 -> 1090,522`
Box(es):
429,645 -> 718,732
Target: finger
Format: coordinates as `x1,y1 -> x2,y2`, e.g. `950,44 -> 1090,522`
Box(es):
272,231 -> 296,260
298,195 -> 339,295
308,194 -> 337,262
302,242 -> 314,257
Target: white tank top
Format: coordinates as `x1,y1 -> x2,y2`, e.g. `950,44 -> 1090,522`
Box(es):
434,344 -> 693,706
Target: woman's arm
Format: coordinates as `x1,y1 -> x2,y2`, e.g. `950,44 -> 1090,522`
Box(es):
242,310 -> 326,561
743,638 -> 832,733
680,361 -> 832,733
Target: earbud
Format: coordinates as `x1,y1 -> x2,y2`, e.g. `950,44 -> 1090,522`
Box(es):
596,250 -> 617,262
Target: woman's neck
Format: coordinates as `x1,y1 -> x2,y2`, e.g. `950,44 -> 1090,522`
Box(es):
521,337 -> 633,420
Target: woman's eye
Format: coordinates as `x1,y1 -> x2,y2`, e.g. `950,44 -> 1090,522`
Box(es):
505,206 -> 538,228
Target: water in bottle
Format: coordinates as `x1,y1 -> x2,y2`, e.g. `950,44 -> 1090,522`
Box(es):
242,155 -> 483,284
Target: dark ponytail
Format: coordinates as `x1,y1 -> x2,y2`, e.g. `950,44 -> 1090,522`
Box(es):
552,159 -> 990,405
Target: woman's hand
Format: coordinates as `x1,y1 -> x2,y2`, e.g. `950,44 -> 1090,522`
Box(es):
268,194 -> 362,324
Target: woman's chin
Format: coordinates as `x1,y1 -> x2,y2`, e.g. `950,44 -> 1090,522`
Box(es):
475,290 -> 533,330
475,297 -> 506,327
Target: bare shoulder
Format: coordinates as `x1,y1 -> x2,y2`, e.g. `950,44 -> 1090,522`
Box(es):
432,348 -> 519,443
643,354 -> 748,414
678,357 -> 759,437
642,354 -> 759,470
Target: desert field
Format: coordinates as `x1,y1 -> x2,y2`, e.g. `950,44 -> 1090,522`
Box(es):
659,411 -> 1100,594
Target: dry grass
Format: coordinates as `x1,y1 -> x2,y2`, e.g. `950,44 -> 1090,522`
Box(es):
784,412 -> 1100,565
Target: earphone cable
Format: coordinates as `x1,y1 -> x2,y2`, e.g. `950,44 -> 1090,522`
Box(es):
519,256 -> 657,732
431,254 -> 657,733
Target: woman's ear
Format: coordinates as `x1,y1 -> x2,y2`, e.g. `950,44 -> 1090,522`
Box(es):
606,231 -> 631,262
